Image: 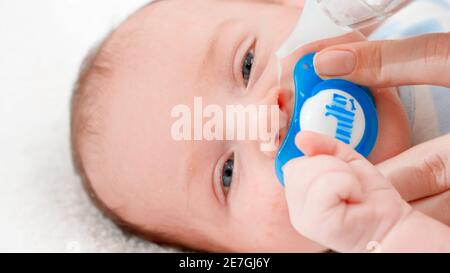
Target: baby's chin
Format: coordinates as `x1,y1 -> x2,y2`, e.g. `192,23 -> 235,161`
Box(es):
367,87 -> 411,164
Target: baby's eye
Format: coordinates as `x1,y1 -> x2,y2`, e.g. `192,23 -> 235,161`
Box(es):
222,157 -> 234,192
242,50 -> 254,87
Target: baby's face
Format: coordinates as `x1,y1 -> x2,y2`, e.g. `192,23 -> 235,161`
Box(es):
87,0 -> 410,252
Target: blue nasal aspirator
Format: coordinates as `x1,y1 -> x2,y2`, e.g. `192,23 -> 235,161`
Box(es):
275,53 -> 378,186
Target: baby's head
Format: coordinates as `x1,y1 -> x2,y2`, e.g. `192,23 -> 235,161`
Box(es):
71,0 -> 410,252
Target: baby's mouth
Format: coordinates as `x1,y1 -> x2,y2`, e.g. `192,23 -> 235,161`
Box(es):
278,113 -> 289,148
277,89 -> 294,148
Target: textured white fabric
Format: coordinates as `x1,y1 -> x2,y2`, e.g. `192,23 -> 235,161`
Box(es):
370,0 -> 450,145
0,0 -> 178,252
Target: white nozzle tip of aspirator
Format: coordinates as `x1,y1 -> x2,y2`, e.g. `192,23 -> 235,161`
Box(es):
276,0 -> 353,60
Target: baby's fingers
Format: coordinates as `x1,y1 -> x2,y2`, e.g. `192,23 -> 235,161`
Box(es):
285,161 -> 364,241
295,131 -> 384,188
283,155 -> 362,214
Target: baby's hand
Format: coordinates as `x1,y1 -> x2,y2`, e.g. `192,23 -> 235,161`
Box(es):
283,132 -> 413,252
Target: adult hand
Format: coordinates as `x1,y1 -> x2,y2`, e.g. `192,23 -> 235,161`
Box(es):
377,135 -> 450,226
313,33 -> 450,88
313,33 -> 450,226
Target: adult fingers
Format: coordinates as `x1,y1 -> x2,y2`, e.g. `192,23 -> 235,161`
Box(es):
314,33 -> 450,88
377,135 -> 450,202
411,190 -> 450,226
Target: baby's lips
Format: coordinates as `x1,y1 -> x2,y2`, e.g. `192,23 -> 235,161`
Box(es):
259,110 -> 289,159
277,88 -> 293,146
278,110 -> 289,145
278,88 -> 294,118
259,87 -> 293,158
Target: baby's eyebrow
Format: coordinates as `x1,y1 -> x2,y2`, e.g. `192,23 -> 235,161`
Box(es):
184,139 -> 227,205
199,19 -> 237,79
207,19 -> 235,57
185,142 -> 209,185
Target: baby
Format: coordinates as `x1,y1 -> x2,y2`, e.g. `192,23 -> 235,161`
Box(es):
70,0 -> 447,252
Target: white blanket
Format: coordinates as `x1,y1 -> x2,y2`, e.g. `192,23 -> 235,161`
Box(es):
0,0 -> 177,252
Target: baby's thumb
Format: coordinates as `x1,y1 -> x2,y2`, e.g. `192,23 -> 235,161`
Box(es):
295,131 -> 364,163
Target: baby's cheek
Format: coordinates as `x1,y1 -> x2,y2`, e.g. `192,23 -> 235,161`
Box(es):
226,164 -> 325,251
233,169 -> 288,224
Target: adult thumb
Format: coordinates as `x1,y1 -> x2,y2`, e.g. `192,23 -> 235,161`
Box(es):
313,33 -> 450,88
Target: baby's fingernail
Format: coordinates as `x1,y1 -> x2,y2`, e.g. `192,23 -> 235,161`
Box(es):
314,50 -> 356,77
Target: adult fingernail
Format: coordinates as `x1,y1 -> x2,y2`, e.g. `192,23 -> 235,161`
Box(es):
314,50 -> 356,77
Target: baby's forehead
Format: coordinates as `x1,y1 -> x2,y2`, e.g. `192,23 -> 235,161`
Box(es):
96,0 -> 266,172
104,1 -> 239,101
88,0 -> 213,185
94,0 -> 269,163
